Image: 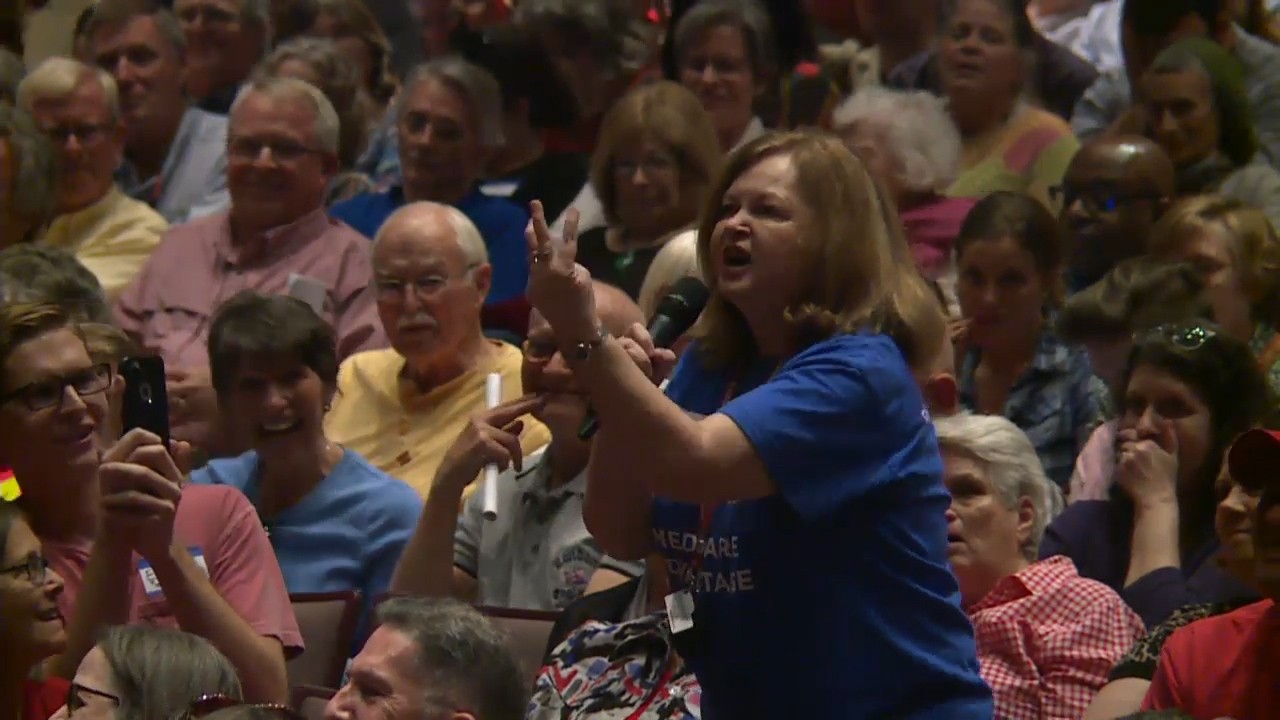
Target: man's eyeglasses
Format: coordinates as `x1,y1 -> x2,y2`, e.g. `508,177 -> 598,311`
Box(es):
0,363 -> 112,412
1140,323 -> 1218,351
1049,186 -> 1162,214
373,265 -> 479,302
41,123 -> 111,146
0,552 -> 50,584
185,694 -> 303,720
66,683 -> 120,714
227,137 -> 323,163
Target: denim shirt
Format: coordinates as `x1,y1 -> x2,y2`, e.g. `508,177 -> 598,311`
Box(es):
959,325 -> 1107,490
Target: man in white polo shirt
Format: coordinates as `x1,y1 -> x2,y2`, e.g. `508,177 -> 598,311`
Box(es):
391,280 -> 644,609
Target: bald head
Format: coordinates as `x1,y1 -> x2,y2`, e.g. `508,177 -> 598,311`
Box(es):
1070,136 -> 1177,196
373,201 -> 489,267
1061,135 -> 1178,289
593,282 -> 645,336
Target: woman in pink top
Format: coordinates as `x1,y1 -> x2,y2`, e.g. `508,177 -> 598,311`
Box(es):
834,86 -> 977,310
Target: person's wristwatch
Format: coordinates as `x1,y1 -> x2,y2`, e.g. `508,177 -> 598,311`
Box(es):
564,328 -> 609,362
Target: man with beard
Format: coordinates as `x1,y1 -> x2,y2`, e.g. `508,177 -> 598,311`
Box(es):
1059,136 -> 1176,293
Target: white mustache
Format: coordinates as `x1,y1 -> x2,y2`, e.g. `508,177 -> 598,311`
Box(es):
398,314 -> 434,329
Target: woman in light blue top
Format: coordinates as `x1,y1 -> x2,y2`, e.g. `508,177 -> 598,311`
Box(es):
189,291 -> 421,636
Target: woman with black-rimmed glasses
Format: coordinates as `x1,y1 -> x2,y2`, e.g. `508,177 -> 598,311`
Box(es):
1040,321 -> 1274,627
52,625 -> 240,720
0,501 -> 67,720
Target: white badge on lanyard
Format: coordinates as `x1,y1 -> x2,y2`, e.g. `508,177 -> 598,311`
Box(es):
664,590 -> 696,634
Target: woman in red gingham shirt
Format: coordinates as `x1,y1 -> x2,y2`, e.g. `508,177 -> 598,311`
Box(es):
935,414 -> 1145,720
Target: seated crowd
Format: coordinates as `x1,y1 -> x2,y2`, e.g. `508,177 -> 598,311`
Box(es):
6,0 -> 1280,719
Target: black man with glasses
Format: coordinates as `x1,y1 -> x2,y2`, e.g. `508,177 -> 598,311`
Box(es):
0,501 -> 68,720
1054,135 -> 1176,294
16,57 -> 168,300
1040,321 -> 1270,628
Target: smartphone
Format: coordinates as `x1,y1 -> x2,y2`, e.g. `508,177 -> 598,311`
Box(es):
119,356 -> 171,449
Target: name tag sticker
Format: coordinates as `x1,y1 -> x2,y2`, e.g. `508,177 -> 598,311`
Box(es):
138,547 -> 209,598
287,274 -> 327,314
190,547 -> 210,577
138,560 -> 163,598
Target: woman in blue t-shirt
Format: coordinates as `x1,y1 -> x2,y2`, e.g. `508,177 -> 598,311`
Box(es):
189,291 -> 422,638
521,131 -> 993,718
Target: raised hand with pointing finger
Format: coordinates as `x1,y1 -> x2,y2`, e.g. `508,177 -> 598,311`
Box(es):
432,394 -> 548,497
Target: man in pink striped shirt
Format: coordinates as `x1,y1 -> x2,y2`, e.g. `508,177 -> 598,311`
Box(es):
115,75 -> 385,455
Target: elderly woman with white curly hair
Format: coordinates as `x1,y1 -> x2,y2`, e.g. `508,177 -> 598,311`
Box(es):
935,413 -> 1144,720
835,87 -> 977,293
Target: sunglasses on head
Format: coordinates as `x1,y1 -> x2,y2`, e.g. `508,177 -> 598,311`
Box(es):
185,695 -> 303,720
1138,323 -> 1218,351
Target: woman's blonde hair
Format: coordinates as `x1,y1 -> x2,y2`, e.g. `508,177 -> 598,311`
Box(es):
1148,195 -> 1280,327
589,81 -> 723,230
694,130 -> 946,371
638,229 -> 700,319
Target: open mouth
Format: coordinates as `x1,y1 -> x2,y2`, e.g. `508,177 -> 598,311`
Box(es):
259,419 -> 302,437
35,606 -> 61,622
722,245 -> 752,268
57,424 -> 95,446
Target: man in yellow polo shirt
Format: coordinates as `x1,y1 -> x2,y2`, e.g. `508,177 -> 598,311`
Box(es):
19,57 -> 167,299
325,201 -> 549,496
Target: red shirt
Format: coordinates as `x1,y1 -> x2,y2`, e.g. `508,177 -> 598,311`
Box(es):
1143,598 -> 1280,719
970,556 -> 1146,720
23,678 -> 69,720
44,485 -> 302,654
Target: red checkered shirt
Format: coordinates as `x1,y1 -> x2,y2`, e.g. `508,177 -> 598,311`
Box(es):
969,555 -> 1145,720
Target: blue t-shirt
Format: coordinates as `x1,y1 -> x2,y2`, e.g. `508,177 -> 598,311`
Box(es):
655,334 -> 993,719
189,448 -> 423,641
329,186 -> 530,305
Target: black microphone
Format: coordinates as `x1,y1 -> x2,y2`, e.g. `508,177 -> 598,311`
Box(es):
578,277 -> 711,440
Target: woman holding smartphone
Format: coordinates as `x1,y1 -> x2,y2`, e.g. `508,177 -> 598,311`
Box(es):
522,131 -> 993,718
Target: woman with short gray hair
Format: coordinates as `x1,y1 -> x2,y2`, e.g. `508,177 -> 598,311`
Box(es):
0,103 -> 56,247
58,625 -> 241,720
834,87 -> 977,300
671,0 -> 774,152
934,413 -> 1143,719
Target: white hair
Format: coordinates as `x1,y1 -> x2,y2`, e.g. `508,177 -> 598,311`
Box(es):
833,86 -> 962,194
17,57 -> 120,122
933,413 -> 1064,560
230,76 -> 340,155
402,57 -> 504,148
373,201 -> 489,267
